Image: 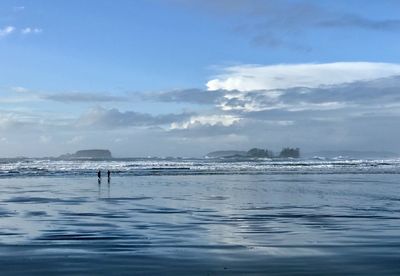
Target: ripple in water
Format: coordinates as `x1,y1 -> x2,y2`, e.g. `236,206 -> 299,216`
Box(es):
0,173 -> 399,274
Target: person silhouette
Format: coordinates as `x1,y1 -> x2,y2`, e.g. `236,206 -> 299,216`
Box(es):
97,170 -> 101,179
107,170 -> 111,183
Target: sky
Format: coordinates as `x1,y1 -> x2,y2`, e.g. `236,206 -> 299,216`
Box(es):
1,0 -> 400,157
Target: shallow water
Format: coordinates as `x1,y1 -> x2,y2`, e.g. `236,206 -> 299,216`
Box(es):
0,173 -> 400,275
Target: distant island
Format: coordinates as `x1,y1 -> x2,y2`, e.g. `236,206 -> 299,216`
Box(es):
58,149 -> 112,159
206,147 -> 300,159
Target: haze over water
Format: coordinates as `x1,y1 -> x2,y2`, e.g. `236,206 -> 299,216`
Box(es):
0,158 -> 399,274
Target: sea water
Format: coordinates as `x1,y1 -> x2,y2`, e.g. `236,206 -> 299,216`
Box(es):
0,158 -> 399,274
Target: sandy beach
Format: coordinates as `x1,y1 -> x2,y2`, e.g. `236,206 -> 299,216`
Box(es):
0,173 -> 399,275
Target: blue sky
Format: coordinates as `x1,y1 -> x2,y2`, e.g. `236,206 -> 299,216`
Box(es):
1,0 -> 400,157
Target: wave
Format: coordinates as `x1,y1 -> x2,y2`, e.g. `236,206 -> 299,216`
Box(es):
0,158 -> 400,178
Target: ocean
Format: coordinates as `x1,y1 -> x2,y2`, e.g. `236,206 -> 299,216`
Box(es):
0,158 -> 399,275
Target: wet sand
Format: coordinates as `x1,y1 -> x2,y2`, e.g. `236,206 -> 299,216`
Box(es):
0,174 -> 400,275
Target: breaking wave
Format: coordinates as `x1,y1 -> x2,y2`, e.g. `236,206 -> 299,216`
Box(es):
1,158 -> 400,177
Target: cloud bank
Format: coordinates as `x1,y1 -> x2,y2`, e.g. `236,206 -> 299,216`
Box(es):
207,62 -> 400,91
3,62 -> 400,157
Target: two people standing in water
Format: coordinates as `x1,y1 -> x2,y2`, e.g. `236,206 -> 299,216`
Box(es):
98,170 -> 111,183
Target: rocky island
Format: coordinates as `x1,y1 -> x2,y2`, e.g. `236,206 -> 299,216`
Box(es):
206,147 -> 300,159
58,149 -> 112,159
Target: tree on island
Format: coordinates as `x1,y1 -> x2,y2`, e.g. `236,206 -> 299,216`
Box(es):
207,147 -> 300,159
279,147 -> 300,158
247,148 -> 274,158
246,147 -> 300,158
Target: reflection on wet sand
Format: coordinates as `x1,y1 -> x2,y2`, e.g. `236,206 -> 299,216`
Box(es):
0,174 -> 399,274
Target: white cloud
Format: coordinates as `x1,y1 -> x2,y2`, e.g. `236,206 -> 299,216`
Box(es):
207,62 -> 400,91
0,26 -> 42,37
0,26 -> 15,37
21,27 -> 42,34
214,74 -> 400,113
77,106 -> 193,129
171,114 -> 240,129
11,86 -> 29,93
